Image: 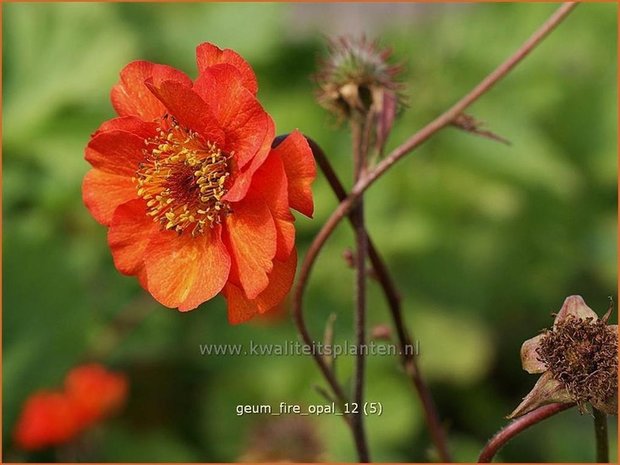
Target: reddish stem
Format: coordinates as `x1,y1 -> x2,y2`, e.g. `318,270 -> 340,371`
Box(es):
351,119 -> 370,462
293,3 -> 579,329
291,2 -> 577,461
478,403 -> 574,462
308,137 -> 452,462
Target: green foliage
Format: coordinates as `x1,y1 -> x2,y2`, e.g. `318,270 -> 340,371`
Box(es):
3,2 -> 616,462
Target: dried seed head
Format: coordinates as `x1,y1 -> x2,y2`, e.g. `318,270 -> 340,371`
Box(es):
315,36 -> 405,130
536,315 -> 618,413
509,295 -> 618,419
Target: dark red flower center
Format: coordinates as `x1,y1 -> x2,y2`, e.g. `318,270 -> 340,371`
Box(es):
136,116 -> 231,236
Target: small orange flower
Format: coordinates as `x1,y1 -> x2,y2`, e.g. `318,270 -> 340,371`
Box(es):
65,364 -> 128,427
83,43 -> 316,322
13,364 -> 128,451
13,391 -> 81,450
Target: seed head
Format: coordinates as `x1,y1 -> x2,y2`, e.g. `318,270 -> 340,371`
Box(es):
509,295 -> 618,418
315,36 -> 405,152
537,315 -> 617,413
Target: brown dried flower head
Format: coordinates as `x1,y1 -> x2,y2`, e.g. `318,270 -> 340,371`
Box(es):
315,36 -> 405,152
509,295 -> 618,418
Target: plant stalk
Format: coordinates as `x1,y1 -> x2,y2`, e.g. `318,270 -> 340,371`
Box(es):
291,3 -> 577,462
593,408 -> 609,463
478,403 -> 574,462
306,136 -> 451,461
351,118 -> 370,463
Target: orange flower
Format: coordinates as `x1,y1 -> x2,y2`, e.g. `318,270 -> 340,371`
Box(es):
13,364 -> 128,451
83,43 -> 316,322
65,364 -> 128,427
13,391 -> 81,450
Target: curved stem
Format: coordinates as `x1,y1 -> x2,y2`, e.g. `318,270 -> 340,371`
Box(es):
290,2 -> 576,460
292,274 -> 350,411
593,408 -> 609,463
272,136 -> 351,419
356,2 -> 578,204
292,3 -> 579,329
478,403 -> 574,462
307,137 -> 451,462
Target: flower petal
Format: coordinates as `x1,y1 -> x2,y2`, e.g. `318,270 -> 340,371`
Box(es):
85,130 -> 148,177
137,266 -> 149,290
254,249 -> 297,314
108,199 -> 156,275
554,295 -> 598,326
196,43 -> 258,95
111,61 -> 192,121
13,391 -> 81,450
65,364 -> 128,427
144,78 -> 225,146
273,220 -> 295,262
82,169 -> 137,226
270,130 -> 316,217
520,333 -> 547,374
143,226 -> 230,311
192,64 -> 271,169
224,115 -> 274,202
222,283 -> 256,324
507,371 -> 573,419
92,116 -> 158,140
250,150 -> 295,260
225,250 -> 297,324
224,195 -> 277,299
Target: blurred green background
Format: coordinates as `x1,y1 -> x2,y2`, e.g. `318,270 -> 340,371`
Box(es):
3,2 -> 617,462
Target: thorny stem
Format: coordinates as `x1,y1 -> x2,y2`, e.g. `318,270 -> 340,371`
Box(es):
593,408 -> 609,463
351,119 -> 370,463
477,403 -> 575,462
291,2 -> 577,461
306,137 -> 451,462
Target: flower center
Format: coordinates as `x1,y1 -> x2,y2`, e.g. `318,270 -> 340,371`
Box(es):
136,116 -> 231,236
536,315 -> 618,410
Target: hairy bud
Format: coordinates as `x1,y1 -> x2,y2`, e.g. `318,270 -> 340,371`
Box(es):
315,36 -> 405,154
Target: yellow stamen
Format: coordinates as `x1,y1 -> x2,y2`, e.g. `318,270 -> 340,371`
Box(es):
135,116 -> 232,237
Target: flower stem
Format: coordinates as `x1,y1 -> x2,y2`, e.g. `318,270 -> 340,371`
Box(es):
291,3 -> 577,461
477,403 -> 574,462
305,136 -> 451,462
291,4 -> 579,331
593,408 -> 609,463
351,118 -> 370,463
273,136 -> 350,433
